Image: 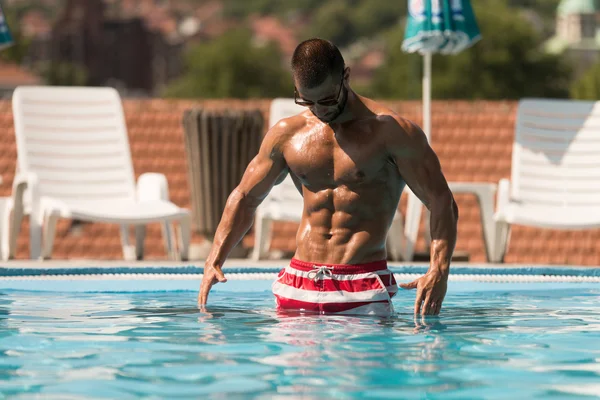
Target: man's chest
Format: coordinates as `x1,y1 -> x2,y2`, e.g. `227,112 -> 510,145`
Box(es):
283,127 -> 389,186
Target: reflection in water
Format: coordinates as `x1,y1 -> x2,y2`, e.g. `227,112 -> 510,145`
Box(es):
0,287 -> 597,399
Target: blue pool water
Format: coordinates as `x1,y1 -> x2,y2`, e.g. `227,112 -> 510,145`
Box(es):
0,281 -> 599,399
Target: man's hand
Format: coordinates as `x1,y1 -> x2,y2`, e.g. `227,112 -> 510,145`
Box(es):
400,270 -> 448,316
198,264 -> 227,306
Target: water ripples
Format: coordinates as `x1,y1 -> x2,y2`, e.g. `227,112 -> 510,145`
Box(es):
0,287 -> 598,398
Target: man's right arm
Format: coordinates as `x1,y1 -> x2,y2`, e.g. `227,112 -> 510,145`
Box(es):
198,122 -> 290,305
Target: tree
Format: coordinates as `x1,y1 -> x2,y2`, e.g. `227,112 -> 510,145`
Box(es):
0,7 -> 31,64
369,0 -> 572,100
306,0 -> 359,49
39,61 -> 88,86
571,61 -> 600,100
350,0 -> 405,40
164,28 -> 293,98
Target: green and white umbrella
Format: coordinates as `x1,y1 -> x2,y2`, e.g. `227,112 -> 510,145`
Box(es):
402,0 -> 481,138
0,2 -> 14,51
400,0 -> 480,260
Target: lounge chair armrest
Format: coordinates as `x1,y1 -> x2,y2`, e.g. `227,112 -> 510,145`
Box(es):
12,172 -> 39,209
137,173 -> 170,202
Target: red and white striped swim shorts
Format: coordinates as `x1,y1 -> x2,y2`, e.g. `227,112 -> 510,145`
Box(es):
272,258 -> 398,316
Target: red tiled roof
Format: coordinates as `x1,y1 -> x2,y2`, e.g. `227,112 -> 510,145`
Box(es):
250,15 -> 297,58
0,62 -> 42,87
0,98 -> 599,265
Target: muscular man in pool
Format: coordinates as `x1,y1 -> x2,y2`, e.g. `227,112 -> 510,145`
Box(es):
198,39 -> 458,316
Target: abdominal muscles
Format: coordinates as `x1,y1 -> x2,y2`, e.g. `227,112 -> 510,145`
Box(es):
294,183 -> 398,264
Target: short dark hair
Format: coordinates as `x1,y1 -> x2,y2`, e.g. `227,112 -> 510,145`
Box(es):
291,38 -> 345,89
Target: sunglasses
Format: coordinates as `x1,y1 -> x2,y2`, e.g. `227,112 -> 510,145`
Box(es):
294,73 -> 345,107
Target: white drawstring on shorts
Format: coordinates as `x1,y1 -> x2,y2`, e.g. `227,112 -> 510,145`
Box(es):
307,265 -> 334,282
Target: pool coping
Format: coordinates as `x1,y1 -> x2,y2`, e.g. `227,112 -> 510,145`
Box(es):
0,259 -> 599,277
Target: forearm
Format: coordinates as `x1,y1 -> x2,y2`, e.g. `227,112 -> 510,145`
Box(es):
428,192 -> 459,277
205,188 -> 258,268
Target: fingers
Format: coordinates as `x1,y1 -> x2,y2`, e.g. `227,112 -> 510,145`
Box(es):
414,288 -> 424,315
434,301 -> 442,315
198,265 -> 228,306
400,279 -> 419,290
212,265 -> 227,283
198,276 -> 213,306
422,293 -> 433,316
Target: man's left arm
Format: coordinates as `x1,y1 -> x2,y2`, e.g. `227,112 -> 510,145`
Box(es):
385,116 -> 459,316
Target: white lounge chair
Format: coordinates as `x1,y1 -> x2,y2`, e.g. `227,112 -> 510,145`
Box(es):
251,98 -> 408,261
492,98 -> 600,262
0,176 -> 10,260
405,181 -> 497,262
3,86 -> 191,261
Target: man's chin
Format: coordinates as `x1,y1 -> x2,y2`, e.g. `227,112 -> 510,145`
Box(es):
317,114 -> 338,123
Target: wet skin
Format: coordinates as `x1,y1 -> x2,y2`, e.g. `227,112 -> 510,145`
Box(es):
199,69 -> 458,316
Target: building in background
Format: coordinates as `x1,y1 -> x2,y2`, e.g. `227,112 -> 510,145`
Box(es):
23,0 -> 186,96
544,0 -> 600,78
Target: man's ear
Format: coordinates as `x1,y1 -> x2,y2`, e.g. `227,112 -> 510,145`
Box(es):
344,66 -> 351,83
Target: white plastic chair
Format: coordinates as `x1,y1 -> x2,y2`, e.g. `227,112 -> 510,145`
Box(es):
0,176 -> 10,260
406,181 -> 497,262
251,98 -> 407,261
3,86 -> 191,261
492,98 -> 600,262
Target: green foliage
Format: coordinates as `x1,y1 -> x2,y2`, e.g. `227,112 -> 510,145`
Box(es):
0,7 -> 31,64
222,0 -> 404,47
303,0 -> 404,48
307,0 -> 358,48
349,0 -> 405,39
222,0 -> 322,19
570,62 -> 600,100
39,61 -> 88,86
369,0 -> 572,100
164,28 -> 293,99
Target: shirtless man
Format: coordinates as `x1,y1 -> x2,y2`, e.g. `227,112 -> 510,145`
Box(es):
198,38 -> 458,316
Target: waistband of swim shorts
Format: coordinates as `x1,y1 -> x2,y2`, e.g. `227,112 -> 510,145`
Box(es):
289,258 -> 388,274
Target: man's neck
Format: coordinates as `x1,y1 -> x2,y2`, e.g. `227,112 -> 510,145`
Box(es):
329,90 -> 363,125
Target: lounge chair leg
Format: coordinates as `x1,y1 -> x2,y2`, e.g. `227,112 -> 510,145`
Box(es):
41,212 -> 59,260
135,225 -> 146,261
120,224 -> 136,261
8,200 -> 23,260
424,209 -> 432,250
492,221 -> 511,263
403,192 -> 423,262
29,209 -> 43,260
252,216 -> 272,261
1,201 -> 18,261
177,217 -> 190,262
475,192 -> 497,262
386,211 -> 405,261
161,221 -> 175,260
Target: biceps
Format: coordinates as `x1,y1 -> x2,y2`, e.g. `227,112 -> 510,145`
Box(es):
397,148 -> 449,208
236,153 -> 288,205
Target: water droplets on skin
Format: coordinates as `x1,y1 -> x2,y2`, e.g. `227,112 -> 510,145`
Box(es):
0,286 -> 599,398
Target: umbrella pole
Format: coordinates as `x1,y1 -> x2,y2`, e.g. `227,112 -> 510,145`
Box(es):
422,51 -> 433,253
403,52 -> 433,261
422,51 -> 432,141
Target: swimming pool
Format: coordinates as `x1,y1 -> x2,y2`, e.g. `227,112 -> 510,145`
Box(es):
0,265 -> 599,399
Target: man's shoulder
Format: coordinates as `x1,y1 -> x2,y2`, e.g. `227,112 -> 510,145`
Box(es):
359,96 -> 418,135
359,99 -> 427,153
270,110 -> 311,136
263,110 -> 310,151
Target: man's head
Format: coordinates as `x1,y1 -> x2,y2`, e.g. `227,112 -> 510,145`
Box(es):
291,38 -> 349,123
